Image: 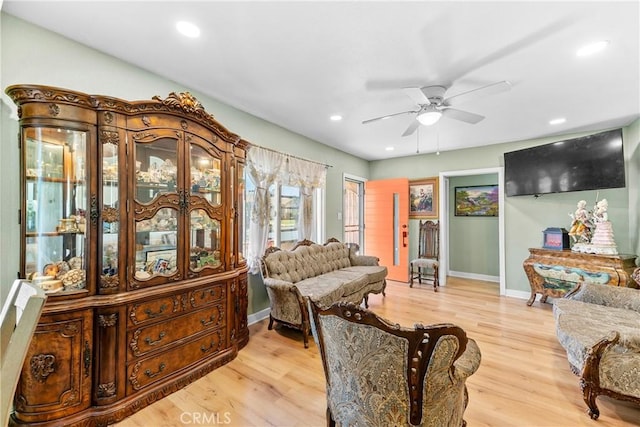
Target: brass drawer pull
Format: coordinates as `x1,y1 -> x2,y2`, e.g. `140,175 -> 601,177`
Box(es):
200,315 -> 218,327
144,331 -> 166,346
200,342 -> 217,353
144,304 -> 167,318
144,362 -> 166,378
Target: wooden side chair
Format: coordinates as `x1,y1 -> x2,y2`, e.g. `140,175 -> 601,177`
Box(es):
1,280 -> 47,426
308,299 -> 481,427
410,220 -> 440,291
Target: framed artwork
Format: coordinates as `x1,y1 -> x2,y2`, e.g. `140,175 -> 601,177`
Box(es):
409,178 -> 438,218
145,249 -> 177,274
454,185 -> 499,217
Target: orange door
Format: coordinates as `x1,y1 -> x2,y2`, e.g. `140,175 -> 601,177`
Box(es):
364,178 -> 409,282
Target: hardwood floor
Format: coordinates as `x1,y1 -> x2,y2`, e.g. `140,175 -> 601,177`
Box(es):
114,278 -> 640,426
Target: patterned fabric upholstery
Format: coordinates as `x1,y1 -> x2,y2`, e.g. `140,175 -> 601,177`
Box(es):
320,316 -> 411,426
309,302 -> 481,427
553,282 -> 640,418
261,241 -> 388,347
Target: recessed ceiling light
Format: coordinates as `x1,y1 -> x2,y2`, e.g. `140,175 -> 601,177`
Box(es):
176,21 -> 201,38
549,118 -> 566,125
576,40 -> 609,57
385,146 -> 394,151
330,115 -> 342,121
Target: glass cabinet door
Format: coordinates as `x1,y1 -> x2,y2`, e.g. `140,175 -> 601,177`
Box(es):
188,140 -> 224,275
189,144 -> 221,206
23,127 -> 88,294
189,209 -> 221,270
134,207 -> 179,280
237,162 -> 246,264
101,139 -> 119,289
134,134 -> 178,204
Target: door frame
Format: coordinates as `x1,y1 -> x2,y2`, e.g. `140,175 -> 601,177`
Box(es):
438,167 -> 506,296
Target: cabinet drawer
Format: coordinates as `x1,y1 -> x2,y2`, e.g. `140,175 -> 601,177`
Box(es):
128,303 -> 225,358
188,283 -> 226,309
126,329 -> 226,393
128,294 -> 181,327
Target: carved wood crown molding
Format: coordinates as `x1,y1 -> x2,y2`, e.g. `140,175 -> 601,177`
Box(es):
5,85 -> 243,145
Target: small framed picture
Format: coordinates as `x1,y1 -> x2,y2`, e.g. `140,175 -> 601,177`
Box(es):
409,178 -> 438,218
145,249 -> 177,274
454,185 -> 499,217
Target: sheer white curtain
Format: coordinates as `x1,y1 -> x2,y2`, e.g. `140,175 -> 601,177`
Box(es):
246,147 -> 285,274
285,158 -> 327,241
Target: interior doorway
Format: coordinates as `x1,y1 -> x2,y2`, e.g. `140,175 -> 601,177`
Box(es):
438,168 -> 506,296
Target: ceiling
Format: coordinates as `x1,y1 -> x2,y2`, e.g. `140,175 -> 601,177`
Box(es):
3,1 -> 639,161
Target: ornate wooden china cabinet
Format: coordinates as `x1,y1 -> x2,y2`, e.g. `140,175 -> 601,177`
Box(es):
6,84 -> 249,426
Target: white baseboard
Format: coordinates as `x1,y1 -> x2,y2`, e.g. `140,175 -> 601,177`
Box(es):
505,289 -> 532,301
448,270 -> 500,283
248,307 -> 270,325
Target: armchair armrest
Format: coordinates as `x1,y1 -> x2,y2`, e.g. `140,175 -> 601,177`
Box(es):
350,254 -> 380,266
263,278 -> 308,336
263,277 -> 296,291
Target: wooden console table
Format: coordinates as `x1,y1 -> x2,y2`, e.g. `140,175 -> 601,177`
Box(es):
523,248 -> 638,306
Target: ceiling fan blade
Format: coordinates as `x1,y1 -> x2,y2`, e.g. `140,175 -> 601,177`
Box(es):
403,87 -> 431,105
444,80 -> 512,106
442,108 -> 485,124
362,110 -> 417,124
401,119 -> 421,137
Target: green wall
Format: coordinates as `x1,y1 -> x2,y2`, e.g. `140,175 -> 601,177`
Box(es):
1,12 -> 639,311
0,13 -> 368,314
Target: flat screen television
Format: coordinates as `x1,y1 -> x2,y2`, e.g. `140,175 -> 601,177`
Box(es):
504,129 -> 625,197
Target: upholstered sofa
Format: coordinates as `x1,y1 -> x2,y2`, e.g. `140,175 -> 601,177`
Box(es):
553,281 -> 640,419
261,239 -> 387,348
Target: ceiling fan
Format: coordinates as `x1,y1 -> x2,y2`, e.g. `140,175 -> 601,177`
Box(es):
363,80 -> 512,137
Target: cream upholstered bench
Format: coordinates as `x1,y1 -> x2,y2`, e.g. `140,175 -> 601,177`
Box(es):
260,239 -> 387,348
553,281 -> 640,419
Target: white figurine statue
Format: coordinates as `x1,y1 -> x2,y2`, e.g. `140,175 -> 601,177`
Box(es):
568,200 -> 592,245
593,198 -> 609,223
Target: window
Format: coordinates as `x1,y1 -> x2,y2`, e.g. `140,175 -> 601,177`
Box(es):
343,175 -> 365,249
244,174 -> 323,254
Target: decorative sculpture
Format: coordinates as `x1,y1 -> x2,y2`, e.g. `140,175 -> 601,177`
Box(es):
571,198 -> 618,255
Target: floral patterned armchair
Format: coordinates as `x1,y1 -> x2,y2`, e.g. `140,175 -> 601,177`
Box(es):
308,300 -> 481,427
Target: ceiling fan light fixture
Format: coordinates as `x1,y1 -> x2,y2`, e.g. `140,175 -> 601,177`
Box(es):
576,40 -> 609,57
417,110 -> 442,126
176,21 -> 201,38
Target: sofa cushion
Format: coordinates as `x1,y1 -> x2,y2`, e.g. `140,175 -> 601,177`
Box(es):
340,265 -> 388,285
553,298 -> 640,370
296,270 -> 369,307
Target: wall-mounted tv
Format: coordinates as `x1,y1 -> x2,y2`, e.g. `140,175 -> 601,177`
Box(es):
504,129 -> 625,197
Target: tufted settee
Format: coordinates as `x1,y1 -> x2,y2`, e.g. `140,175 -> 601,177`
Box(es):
553,281 -> 640,419
261,239 -> 387,348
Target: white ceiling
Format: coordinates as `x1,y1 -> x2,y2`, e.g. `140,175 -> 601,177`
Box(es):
3,1 -> 639,161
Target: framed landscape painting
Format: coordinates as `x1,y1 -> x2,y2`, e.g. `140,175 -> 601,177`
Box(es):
409,177 -> 438,218
454,185 -> 499,216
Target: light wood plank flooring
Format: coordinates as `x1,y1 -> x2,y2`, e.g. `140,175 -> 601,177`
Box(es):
115,278 -> 640,426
